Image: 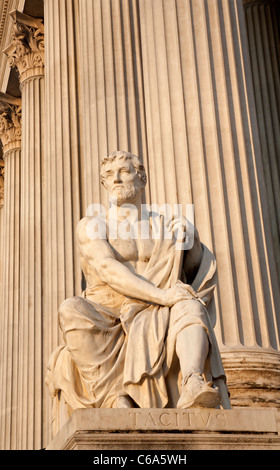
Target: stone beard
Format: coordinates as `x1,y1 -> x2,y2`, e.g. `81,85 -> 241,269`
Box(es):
46,151 -> 230,429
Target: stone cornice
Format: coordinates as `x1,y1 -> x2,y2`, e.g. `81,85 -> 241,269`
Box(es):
0,0 -> 9,47
0,92 -> 22,155
3,10 -> 44,85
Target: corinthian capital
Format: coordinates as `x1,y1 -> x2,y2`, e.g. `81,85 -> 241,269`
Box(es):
0,93 -> 22,155
4,10 -> 44,85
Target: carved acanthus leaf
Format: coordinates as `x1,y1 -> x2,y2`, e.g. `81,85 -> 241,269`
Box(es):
0,101 -> 22,153
4,10 -> 44,83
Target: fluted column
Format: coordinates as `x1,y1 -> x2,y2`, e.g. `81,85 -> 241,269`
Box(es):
244,0 -> 280,281
0,157 -> 3,208
4,11 -> 45,449
0,154 -> 4,297
0,153 -> 4,448
137,0 -> 280,407
0,155 -> 4,310
0,157 -> 3,368
79,0 -> 149,211
76,0 -> 280,407
0,94 -> 21,450
0,157 -> 4,448
44,0 -> 82,446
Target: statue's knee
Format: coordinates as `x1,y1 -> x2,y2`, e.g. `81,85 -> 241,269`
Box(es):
189,299 -> 207,321
58,296 -> 81,323
191,299 -> 206,313
173,298 -> 207,321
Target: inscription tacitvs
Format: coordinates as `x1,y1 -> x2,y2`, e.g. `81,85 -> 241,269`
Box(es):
129,409 -> 228,430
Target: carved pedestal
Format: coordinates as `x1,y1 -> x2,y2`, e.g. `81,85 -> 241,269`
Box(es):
46,408 -> 280,450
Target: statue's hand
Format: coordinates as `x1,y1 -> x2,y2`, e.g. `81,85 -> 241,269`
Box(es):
162,283 -> 198,307
166,215 -> 192,241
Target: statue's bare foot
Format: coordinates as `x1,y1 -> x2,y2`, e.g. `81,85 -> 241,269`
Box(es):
177,373 -> 220,409
112,395 -> 133,408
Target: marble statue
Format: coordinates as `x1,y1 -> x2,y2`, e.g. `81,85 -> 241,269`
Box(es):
46,150 -> 230,416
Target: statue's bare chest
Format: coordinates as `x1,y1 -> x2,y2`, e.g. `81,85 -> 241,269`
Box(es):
108,220 -> 154,264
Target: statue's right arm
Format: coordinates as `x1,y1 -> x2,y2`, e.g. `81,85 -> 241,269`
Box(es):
77,217 -> 195,307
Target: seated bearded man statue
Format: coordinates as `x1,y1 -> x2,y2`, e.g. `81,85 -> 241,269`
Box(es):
46,150 -> 230,422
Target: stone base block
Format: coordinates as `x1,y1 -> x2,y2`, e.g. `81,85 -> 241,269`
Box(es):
46,408 -> 280,450
222,350 -> 280,408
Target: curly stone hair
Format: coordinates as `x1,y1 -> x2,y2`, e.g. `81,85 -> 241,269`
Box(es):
100,150 -> 147,187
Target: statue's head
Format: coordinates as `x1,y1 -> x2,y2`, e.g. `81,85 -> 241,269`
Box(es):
101,150 -> 147,205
